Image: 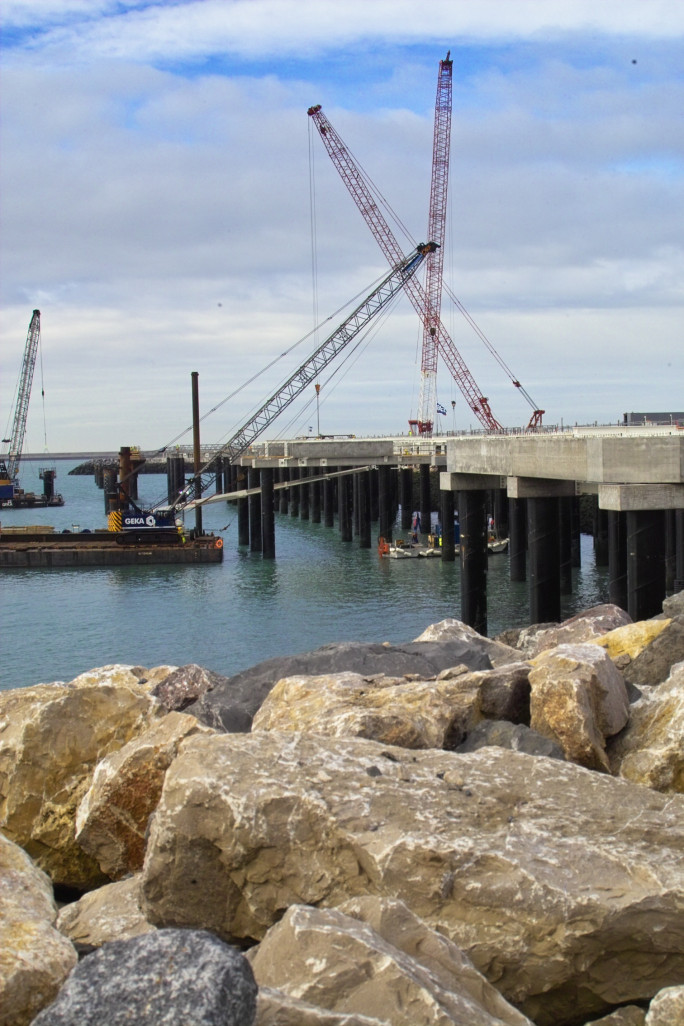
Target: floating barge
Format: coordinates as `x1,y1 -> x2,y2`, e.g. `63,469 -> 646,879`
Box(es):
0,526 -> 223,568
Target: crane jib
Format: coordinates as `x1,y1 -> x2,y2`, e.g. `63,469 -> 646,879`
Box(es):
169,243 -> 436,514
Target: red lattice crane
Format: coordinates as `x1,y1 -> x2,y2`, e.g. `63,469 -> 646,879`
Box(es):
414,50 -> 452,435
308,96 -> 503,432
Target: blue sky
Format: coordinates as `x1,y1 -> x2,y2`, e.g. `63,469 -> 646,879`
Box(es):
1,1 -> 683,451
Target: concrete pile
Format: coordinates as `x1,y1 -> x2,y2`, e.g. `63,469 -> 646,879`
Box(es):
1,592 -> 684,1026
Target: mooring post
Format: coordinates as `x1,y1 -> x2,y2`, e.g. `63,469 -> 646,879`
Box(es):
358,471 -> 371,548
440,488 -> 455,562
191,372 -> 203,536
509,497 -> 527,582
289,467 -> 300,518
419,464 -> 431,536
338,473 -> 352,542
378,465 -> 392,542
248,467 -> 261,552
459,488 -> 488,635
323,470 -> 334,527
627,509 -> 666,620
608,510 -> 628,611
261,468 -> 275,558
400,468 -> 413,530
674,509 -> 684,593
300,467 -> 310,520
528,497 -> 561,624
559,496 -> 573,595
237,466 -> 249,546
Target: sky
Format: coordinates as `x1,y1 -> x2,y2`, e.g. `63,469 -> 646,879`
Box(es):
1,0 -> 683,454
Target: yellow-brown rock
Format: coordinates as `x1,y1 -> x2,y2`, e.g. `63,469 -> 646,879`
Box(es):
0,675 -> 163,888
57,875 -> 155,949
251,671 -> 483,750
248,901 -> 534,1026
75,711 -> 214,878
141,731 -> 684,1026
0,833 -> 77,1026
528,643 -> 630,771
608,662 -> 684,792
593,620 -> 670,663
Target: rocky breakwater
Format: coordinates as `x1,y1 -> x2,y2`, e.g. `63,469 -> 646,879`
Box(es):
1,595 -> 684,1026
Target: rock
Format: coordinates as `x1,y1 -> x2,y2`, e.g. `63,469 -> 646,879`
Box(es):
57,875 -> 155,951
662,589 -> 684,619
140,732 -> 684,1026
186,640 -> 497,733
608,662 -> 684,792
68,665 -> 153,689
248,901 -> 533,1026
251,671 -> 483,750
150,664 -> 228,711
645,985 -> 684,1025
128,665 -> 179,690
526,605 -> 634,658
0,833 -> 77,1026
454,720 -> 565,761
495,623 -> 558,656
413,619 -> 521,667
457,662 -> 532,724
31,928 -> 257,1025
593,621 -> 671,672
528,643 -> 630,771
0,675 -> 163,888
621,617 -> 684,687
255,987 -> 384,1025
75,711 -> 214,878
583,1008 -> 646,1025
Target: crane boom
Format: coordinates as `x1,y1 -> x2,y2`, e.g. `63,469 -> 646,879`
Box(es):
307,105 -> 502,431
417,51 -> 452,435
5,310 -> 41,482
169,243 -> 436,514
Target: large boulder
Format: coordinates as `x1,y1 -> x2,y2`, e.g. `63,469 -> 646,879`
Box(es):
75,711 -> 214,878
0,676 -> 163,888
31,928 -> 257,1026
528,643 -> 630,771
0,833 -> 77,1026
255,988 -> 384,1025
140,731 -> 684,1026
150,664 -> 227,712
251,670 -> 483,750
526,605 -> 634,658
186,640 -> 498,733
645,985 -> 684,1025
248,900 -> 533,1026
57,875 -> 155,952
608,661 -> 684,792
413,619 -> 520,667
621,617 -> 684,687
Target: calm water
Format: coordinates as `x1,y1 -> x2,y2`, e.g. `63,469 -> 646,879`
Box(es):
0,459 -> 609,691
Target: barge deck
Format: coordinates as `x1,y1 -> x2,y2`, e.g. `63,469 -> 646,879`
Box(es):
0,528 -> 223,568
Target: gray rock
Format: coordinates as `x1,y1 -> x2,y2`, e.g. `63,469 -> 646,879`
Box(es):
662,589 -> 684,619
623,616 -> 684,687
31,928 -> 257,1025
454,720 -> 566,760
151,664 -> 227,712
186,640 -> 496,732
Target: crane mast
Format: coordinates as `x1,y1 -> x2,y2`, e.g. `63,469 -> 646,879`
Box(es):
307,104 -> 502,431
4,310 -> 41,482
170,243 -> 436,514
416,51 -> 452,436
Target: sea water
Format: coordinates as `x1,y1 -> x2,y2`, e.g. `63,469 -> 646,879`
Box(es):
0,459 -> 609,691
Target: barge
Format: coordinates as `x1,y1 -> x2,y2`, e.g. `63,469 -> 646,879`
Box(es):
0,526 -> 223,568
